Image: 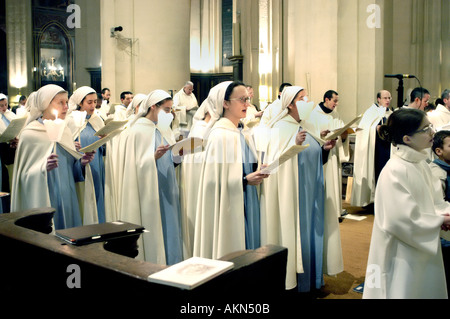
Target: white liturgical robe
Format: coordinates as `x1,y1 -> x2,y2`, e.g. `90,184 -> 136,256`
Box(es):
363,144 -> 448,299
428,104 -> 450,129
351,104 -> 390,207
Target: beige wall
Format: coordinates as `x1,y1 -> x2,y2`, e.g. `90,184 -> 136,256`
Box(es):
100,0 -> 191,105
74,0 -> 101,89
279,0 -> 448,123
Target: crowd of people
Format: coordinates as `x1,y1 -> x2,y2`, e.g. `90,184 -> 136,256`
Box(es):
0,81 -> 449,298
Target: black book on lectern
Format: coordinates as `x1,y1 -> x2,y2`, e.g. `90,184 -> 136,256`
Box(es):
55,221 -> 145,246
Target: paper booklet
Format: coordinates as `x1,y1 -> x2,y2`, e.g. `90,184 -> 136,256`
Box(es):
147,257 -> 234,290
94,120 -> 128,137
0,117 -> 27,143
169,137 -> 204,156
261,144 -> 310,175
79,128 -> 124,153
324,114 -> 363,141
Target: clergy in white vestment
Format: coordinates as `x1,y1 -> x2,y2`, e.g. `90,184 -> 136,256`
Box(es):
193,81 -> 269,260
351,90 -> 392,207
428,89 -> 450,129
67,86 -> 106,224
173,81 -> 198,133
11,85 -> 97,229
259,85 -> 336,292
305,90 -> 348,276
98,88 -> 111,121
113,91 -> 133,121
118,90 -> 183,265
363,108 -> 450,299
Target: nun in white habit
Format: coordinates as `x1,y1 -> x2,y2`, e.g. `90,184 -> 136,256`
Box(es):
193,81 -> 269,260
119,90 -> 183,265
260,86 -> 336,291
67,86 -> 106,223
11,84 -> 97,229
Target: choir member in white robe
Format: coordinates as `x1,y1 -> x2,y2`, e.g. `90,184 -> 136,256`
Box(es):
11,85 -> 97,229
305,90 -> 348,276
193,81 -> 269,260
119,90 -> 183,265
351,90 -> 392,207
68,86 -> 106,223
179,99 -> 211,258
363,108 -> 450,299
428,89 -> 450,129
113,91 -> 133,121
260,86 -> 336,292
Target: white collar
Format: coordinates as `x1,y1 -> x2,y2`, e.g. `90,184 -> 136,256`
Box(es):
393,144 -> 429,163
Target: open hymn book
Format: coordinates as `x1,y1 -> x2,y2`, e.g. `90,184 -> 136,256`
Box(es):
324,114 -> 363,141
94,120 -> 128,137
169,137 -> 204,156
260,144 -> 310,175
147,257 -> 234,290
0,117 -> 27,143
79,128 -> 124,153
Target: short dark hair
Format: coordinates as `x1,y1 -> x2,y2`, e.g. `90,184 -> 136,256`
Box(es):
410,87 -> 430,103
19,95 -> 27,102
120,91 -> 133,100
101,88 -> 110,94
279,83 -> 292,94
323,90 -> 338,102
224,81 -> 246,101
378,108 -> 427,146
432,130 -> 450,155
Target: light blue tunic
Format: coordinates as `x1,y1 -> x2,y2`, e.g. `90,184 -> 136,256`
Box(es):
78,116 -> 106,223
239,127 -> 260,250
154,128 -> 183,265
296,131 -> 325,292
46,143 -> 84,230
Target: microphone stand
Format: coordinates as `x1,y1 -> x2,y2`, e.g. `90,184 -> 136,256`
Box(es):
397,78 -> 404,108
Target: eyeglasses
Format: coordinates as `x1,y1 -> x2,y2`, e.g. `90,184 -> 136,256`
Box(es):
229,97 -> 251,104
412,124 -> 434,135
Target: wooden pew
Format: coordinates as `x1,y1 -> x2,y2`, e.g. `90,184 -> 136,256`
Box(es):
0,208 -> 288,309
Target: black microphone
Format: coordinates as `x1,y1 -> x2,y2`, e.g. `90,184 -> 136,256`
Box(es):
385,74 -> 415,79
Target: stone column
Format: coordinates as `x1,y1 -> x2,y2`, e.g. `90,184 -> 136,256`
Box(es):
5,0 -> 33,100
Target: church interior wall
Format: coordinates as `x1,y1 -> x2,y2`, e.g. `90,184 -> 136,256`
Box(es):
0,0 -> 447,114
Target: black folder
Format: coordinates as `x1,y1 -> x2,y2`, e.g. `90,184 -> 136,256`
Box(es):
55,221 -> 145,246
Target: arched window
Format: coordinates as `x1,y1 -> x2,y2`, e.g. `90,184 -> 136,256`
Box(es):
36,23 -> 72,90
